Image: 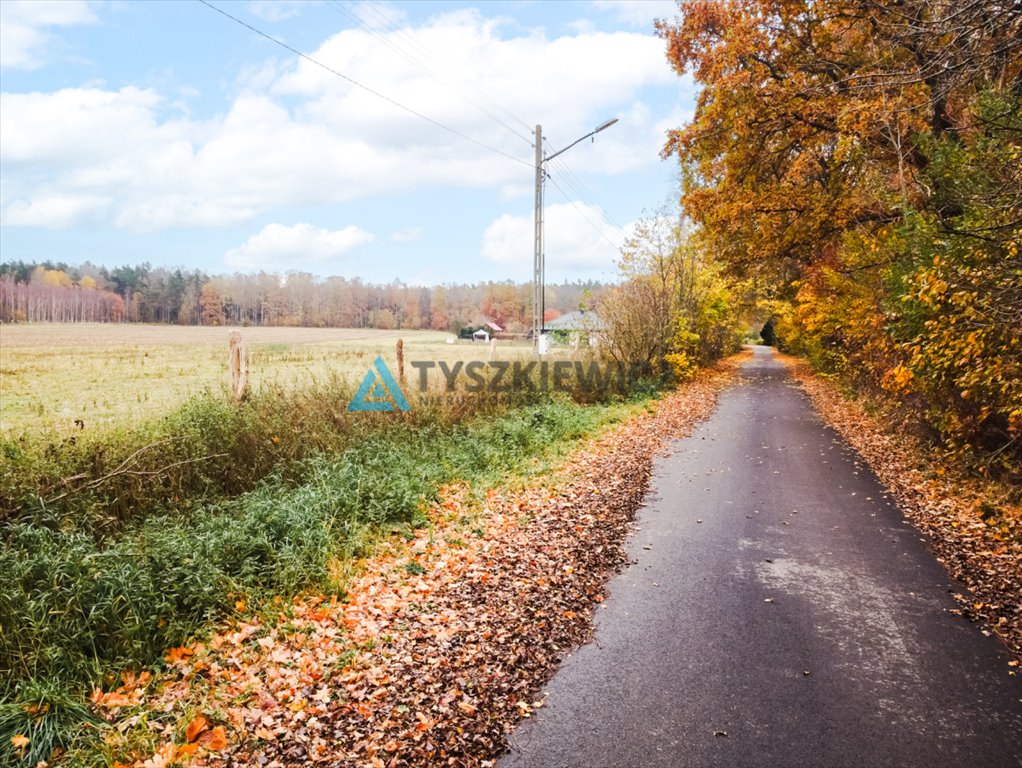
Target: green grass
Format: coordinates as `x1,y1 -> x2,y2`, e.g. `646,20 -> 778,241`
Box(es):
0,379 -> 653,766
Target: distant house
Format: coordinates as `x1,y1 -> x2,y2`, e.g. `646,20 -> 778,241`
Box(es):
545,310 -> 604,348
461,321 -> 504,342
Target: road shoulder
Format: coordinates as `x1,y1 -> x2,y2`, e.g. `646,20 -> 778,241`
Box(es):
782,354 -> 1022,663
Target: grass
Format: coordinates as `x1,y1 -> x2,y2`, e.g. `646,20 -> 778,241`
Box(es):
0,324 -> 541,435
0,326 -> 657,766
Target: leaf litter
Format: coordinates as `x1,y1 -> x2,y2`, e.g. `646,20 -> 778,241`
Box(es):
95,357 -> 745,767
783,355 -> 1022,664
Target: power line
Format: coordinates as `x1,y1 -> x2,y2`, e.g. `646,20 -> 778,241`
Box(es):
325,0 -> 534,146
547,156 -> 631,240
546,174 -> 625,253
344,0 -> 535,136
197,0 -> 533,169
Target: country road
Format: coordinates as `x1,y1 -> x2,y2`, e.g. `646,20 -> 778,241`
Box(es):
500,346 -> 1022,768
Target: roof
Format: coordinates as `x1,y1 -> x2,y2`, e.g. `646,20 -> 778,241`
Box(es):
545,310 -> 604,331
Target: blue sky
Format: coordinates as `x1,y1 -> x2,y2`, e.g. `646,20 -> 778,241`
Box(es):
0,0 -> 693,285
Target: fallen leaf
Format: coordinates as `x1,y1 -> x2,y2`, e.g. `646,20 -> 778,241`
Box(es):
165,646 -> 194,664
198,725 -> 228,751
175,743 -> 199,760
185,714 -> 209,743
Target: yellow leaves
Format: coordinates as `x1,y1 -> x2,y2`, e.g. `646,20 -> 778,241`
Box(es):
882,364 -> 915,393
10,734 -> 29,752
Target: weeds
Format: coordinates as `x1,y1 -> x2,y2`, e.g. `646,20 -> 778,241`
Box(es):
0,381 -> 656,765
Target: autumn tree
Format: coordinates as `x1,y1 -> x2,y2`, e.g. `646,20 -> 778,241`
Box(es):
600,207 -> 744,374
658,0 -> 1022,474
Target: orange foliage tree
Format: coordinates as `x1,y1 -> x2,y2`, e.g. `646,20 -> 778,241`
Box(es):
657,0 -> 1022,477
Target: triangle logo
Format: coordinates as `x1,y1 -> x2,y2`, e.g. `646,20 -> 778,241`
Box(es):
348,355 -> 411,412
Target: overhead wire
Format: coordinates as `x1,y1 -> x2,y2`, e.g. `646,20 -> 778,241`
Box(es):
197,0 -> 533,169
547,155 -> 631,240
545,174 -> 626,254
323,1 -> 534,147
200,0 -> 627,256
341,0 -> 535,137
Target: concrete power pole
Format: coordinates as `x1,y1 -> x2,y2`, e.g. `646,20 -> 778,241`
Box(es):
533,124 -> 544,353
531,118 -> 616,355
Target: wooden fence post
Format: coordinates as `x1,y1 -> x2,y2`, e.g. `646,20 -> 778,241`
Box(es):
229,330 -> 249,401
396,338 -> 405,384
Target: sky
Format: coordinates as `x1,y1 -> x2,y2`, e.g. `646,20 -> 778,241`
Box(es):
0,0 -> 693,285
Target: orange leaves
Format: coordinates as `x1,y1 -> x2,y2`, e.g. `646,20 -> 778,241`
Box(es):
100,371 -> 740,767
90,671 -> 151,709
165,645 -> 194,664
200,726 -> 229,751
184,714 -> 209,743
174,743 -> 198,760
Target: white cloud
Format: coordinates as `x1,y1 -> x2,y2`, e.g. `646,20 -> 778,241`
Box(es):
482,202 -> 631,278
591,0 -> 679,29
248,1 -> 317,23
391,226 -> 423,243
1,9 -> 678,230
3,193 -> 110,228
0,0 -> 97,70
224,222 -> 374,270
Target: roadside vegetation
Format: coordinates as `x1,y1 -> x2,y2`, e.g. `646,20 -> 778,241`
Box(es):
598,207 -> 747,377
658,1 -> 1021,488
0,347 -> 698,766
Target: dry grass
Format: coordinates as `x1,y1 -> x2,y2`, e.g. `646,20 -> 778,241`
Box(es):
0,324 -> 541,435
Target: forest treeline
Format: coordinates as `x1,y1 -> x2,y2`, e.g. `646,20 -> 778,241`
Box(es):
0,260 -> 601,332
658,0 -> 1021,479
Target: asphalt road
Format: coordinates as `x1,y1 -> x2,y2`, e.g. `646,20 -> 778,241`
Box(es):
500,346 -> 1022,768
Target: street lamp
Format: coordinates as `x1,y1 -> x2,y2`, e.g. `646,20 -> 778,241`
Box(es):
533,118 -> 619,353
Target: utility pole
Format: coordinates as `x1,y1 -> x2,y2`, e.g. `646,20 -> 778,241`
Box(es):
532,119 -> 619,355
532,124 -> 544,353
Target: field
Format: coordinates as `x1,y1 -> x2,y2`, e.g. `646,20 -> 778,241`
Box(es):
0,324 -> 540,435
1,322 -> 646,768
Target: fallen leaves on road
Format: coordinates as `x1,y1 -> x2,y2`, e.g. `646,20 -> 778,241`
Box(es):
97,356 -> 744,767
784,355 -> 1022,663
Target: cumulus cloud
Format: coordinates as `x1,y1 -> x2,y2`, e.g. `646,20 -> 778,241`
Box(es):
0,0 -> 97,70
482,202 -> 630,278
224,222 -> 375,270
1,9 -> 679,231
